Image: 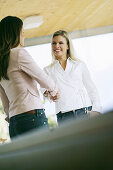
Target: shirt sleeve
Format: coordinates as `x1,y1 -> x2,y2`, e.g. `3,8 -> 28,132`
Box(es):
40,67 -> 52,103
40,67 -> 51,93
82,62 -> 102,112
18,48 -> 58,97
0,84 -> 9,117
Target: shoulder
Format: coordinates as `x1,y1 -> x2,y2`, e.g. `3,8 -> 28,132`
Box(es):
10,47 -> 28,57
10,47 -> 19,56
44,61 -> 56,72
72,58 -> 87,66
79,60 -> 88,69
69,57 -> 83,66
11,48 -> 34,66
17,48 -> 33,61
18,48 -> 29,56
69,58 -> 89,72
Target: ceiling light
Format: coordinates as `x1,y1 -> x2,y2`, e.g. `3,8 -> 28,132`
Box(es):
23,15 -> 43,29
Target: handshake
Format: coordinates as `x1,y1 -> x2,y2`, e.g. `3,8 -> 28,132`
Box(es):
44,90 -> 60,102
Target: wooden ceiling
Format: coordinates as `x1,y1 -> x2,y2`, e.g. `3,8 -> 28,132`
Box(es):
0,0 -> 113,40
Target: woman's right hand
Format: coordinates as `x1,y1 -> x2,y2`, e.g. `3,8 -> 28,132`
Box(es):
44,89 -> 60,102
49,90 -> 60,102
43,90 -> 49,97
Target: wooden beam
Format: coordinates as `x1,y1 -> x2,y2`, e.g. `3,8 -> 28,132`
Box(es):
24,25 -> 113,47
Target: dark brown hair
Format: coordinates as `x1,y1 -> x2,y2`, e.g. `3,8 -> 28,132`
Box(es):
0,16 -> 23,80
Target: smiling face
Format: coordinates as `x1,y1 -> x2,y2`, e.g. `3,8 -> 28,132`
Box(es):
52,35 -> 69,60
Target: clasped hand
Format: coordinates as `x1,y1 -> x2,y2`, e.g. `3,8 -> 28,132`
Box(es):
44,90 -> 60,102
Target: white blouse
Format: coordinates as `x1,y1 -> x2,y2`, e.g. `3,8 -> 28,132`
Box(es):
43,58 -> 102,114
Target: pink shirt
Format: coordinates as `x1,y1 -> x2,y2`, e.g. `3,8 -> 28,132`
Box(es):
0,48 -> 58,118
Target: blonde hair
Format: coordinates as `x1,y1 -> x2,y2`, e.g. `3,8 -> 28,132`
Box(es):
51,30 -> 77,63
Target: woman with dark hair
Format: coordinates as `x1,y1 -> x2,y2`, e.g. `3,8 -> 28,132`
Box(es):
0,16 -> 59,138
42,30 -> 102,124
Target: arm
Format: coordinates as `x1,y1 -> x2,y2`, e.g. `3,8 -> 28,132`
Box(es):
82,62 -> 102,113
40,67 -> 50,96
0,84 -> 9,119
18,48 -> 58,97
41,67 -> 60,102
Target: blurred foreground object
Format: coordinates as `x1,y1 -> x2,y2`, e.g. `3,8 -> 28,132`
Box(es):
0,112 -> 113,169
48,114 -> 58,130
0,113 -> 10,144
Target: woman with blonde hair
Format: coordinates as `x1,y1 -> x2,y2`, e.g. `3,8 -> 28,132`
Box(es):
42,30 -> 102,124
